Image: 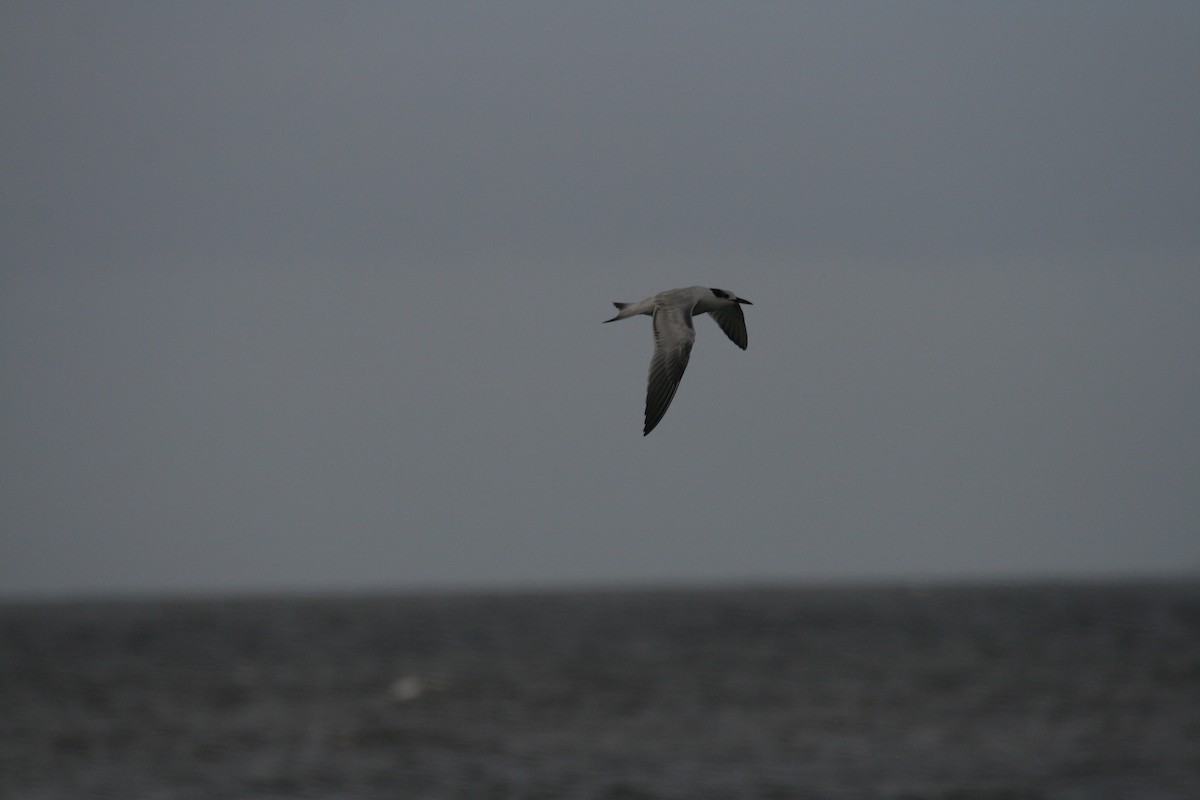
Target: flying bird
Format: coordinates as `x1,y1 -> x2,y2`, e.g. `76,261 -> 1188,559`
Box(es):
604,286 -> 752,435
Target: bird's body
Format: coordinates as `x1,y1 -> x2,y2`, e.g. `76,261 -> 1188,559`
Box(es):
604,286 -> 752,435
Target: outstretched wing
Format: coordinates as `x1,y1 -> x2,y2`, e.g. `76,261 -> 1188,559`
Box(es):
644,304 -> 695,435
707,304 -> 748,350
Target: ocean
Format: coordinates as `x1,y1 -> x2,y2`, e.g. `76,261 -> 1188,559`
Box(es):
1,581 -> 1197,799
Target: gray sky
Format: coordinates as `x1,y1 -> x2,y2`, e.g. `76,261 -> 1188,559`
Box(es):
3,3 -> 1198,597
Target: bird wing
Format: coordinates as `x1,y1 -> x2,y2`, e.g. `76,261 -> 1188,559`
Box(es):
707,304 -> 748,350
644,304 -> 695,435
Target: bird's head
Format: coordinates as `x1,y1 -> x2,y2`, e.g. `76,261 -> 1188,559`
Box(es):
709,288 -> 752,305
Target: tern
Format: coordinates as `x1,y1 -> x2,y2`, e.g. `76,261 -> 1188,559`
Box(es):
604,286 -> 752,435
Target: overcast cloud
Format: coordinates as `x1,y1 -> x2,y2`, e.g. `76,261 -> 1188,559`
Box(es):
2,3 -> 1198,596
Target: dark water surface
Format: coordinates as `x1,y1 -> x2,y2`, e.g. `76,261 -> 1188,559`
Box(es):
2,581 -> 1197,799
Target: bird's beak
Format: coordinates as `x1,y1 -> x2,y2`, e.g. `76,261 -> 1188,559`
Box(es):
736,298 -> 752,305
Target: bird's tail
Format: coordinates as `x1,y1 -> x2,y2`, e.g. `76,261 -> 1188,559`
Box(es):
603,302 -> 632,323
